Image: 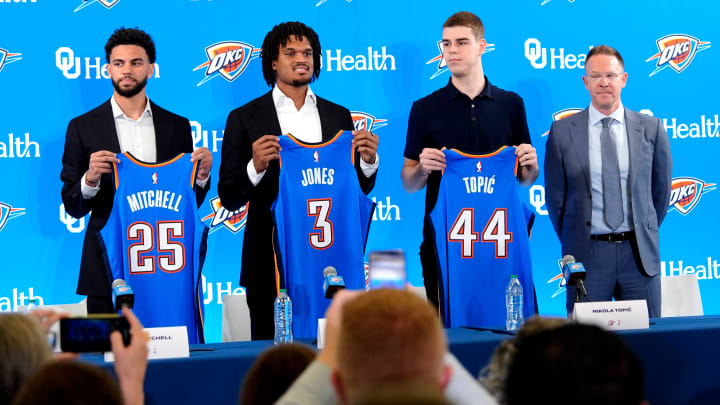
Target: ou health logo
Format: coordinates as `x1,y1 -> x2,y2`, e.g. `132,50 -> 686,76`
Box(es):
194,41 -> 261,86
668,177 -> 716,215
0,48 -> 22,72
351,112 -> 387,132
646,34 -> 711,77
74,0 -> 120,12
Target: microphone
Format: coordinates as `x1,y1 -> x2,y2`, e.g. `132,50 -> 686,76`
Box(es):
111,279 -> 135,310
560,255 -> 589,299
322,266 -> 346,299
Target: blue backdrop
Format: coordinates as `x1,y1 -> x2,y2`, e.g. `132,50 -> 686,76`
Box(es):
1,0 -> 717,342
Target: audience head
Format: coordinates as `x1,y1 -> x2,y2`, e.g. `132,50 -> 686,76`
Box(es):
332,289 -> 450,404
505,323 -> 646,405
12,361 -> 123,405
238,342 -> 317,405
0,313 -> 52,404
350,382 -> 453,405
479,316 -> 566,404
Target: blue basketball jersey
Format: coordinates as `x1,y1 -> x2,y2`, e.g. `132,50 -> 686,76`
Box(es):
273,131 -> 375,338
99,153 -> 208,344
430,147 -> 535,329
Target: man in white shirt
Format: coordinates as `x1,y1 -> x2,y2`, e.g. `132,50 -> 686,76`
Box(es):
61,28 -> 213,313
218,21 -> 379,340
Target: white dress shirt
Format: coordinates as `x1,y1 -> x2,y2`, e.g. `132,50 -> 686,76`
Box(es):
588,103 -> 633,234
247,86 -> 379,185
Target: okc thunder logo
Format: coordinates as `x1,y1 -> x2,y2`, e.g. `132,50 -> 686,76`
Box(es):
541,108 -> 583,137
668,177 -> 716,215
202,197 -> 248,234
194,41 -> 261,86
547,258 -> 569,298
0,202 -> 25,232
351,112 -> 387,132
646,34 -> 711,77
426,40 -> 496,80
74,0 -> 120,12
0,48 -> 22,73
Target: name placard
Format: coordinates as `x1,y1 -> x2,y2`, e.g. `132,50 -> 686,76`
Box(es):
573,300 -> 649,330
104,326 -> 189,362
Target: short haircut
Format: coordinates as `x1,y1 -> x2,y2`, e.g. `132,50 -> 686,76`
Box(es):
351,381 -> 452,405
337,289 -> 447,398
239,343 -> 317,405
0,313 -> 52,405
443,11 -> 485,40
505,323 -> 644,405
261,21 -> 322,87
12,362 -> 123,405
586,45 -> 625,71
105,27 -> 156,64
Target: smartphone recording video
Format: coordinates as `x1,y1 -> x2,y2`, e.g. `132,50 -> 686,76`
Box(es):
368,249 -> 406,290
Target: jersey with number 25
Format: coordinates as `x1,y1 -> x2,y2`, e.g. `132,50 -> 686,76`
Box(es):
430,147 -> 535,329
99,153 -> 208,344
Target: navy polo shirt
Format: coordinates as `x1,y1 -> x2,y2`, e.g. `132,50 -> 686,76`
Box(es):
404,77 -> 531,214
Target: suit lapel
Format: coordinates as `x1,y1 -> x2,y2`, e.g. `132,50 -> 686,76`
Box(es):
569,108 -> 592,193
624,108 -> 643,188
95,100 -> 121,152
255,91 -> 283,135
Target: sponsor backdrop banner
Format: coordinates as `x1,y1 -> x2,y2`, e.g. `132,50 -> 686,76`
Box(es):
1,0 -> 716,342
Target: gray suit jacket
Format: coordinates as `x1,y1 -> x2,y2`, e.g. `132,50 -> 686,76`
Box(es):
544,107 -> 672,276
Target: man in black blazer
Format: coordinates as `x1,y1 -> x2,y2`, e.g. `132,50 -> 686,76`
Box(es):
218,22 -> 378,340
61,28 -> 212,313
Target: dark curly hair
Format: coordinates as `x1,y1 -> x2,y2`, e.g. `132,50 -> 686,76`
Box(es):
261,22 -> 321,87
104,27 -> 156,64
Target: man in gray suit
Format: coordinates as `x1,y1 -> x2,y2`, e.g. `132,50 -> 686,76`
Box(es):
544,45 -> 672,317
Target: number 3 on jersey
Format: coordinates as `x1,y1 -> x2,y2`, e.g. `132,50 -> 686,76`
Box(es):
307,198 -> 333,249
448,208 -> 512,258
127,220 -> 185,273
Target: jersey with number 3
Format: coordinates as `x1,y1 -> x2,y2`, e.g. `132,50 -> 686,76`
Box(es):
99,153 -> 208,344
430,147 -> 534,329
273,131 -> 374,338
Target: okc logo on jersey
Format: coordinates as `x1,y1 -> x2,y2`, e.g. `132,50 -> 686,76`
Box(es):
0,202 -> 25,232
194,41 -> 261,86
202,197 -> 248,234
74,0 -> 120,12
151,172 -> 158,185
0,48 -> 22,72
541,108 -> 582,137
646,34 -> 711,77
351,111 -> 387,132
426,40 -> 495,79
668,177 -> 716,215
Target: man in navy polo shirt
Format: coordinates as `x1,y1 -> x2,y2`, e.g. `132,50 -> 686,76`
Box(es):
401,11 -> 539,310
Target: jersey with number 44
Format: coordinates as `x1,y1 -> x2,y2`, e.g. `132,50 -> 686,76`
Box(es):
273,131 -> 374,338
99,153 -> 208,344
430,147 -> 535,329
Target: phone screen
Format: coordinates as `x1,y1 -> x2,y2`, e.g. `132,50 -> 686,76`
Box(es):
368,249 -> 406,290
59,316 -> 130,353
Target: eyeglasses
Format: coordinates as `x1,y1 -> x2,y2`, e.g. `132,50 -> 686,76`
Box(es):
587,72 -> 624,83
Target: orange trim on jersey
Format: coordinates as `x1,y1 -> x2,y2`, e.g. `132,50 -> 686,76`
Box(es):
190,160 -> 199,188
450,145 -> 510,159
284,130 -> 344,148
112,162 -> 120,189
124,152 -> 185,167
272,227 -> 281,296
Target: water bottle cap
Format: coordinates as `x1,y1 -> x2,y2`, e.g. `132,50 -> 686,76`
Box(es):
279,288 -> 287,293
510,275 -> 517,279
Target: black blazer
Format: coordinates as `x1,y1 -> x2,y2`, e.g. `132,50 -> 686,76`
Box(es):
217,91 -> 376,292
60,99 -> 208,297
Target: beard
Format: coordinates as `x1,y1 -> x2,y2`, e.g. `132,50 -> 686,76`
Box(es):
112,76 -> 147,98
291,77 -> 312,87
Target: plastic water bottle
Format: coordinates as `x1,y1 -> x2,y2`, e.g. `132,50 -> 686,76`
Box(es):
274,289 -> 293,345
506,275 -> 524,331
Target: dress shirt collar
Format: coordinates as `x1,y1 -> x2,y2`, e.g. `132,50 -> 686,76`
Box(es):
588,102 -> 625,126
444,75 -> 495,101
111,95 -> 153,121
272,85 -> 317,110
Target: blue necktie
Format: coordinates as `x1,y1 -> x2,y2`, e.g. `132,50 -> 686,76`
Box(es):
601,117 -> 623,230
